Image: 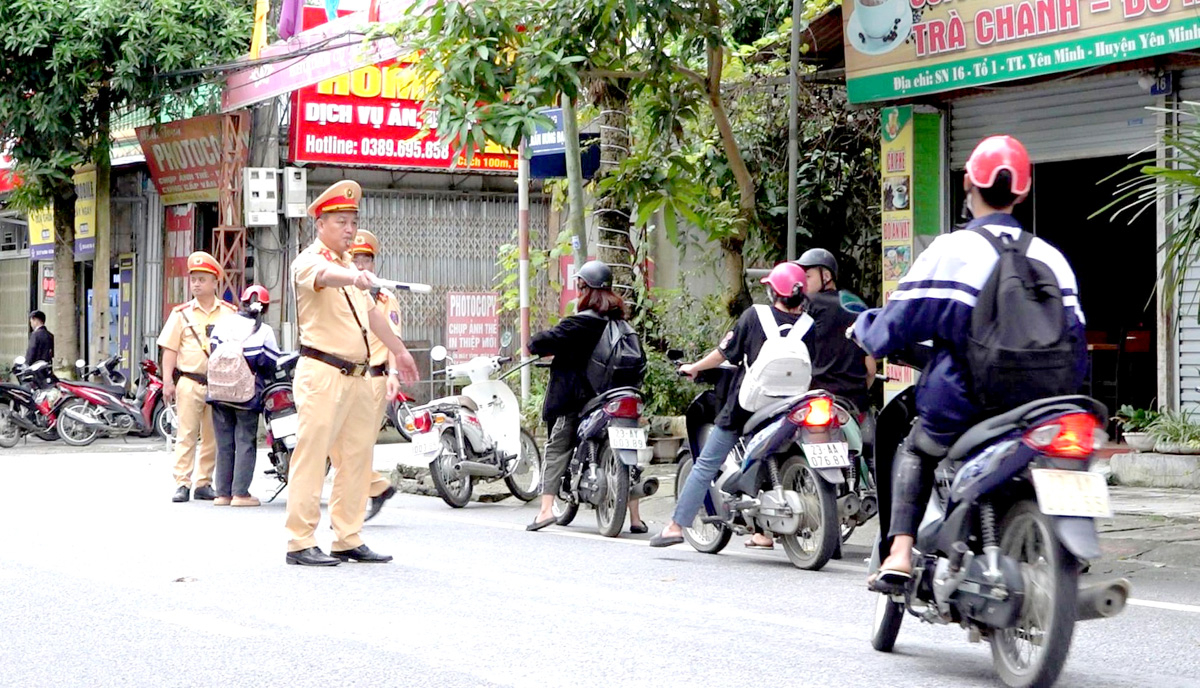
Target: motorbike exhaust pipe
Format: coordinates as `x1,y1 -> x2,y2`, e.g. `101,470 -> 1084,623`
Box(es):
838,493 -> 862,520
630,477 -> 660,499
63,405 -> 107,428
1076,578 -> 1132,621
454,460 -> 502,478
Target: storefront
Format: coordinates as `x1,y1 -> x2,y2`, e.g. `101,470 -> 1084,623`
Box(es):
841,0 -> 1200,416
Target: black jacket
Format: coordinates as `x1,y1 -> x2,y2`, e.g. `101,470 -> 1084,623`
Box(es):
26,327 -> 54,365
528,311 -> 613,422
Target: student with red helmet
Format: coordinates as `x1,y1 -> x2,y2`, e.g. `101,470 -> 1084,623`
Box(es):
852,135 -> 1087,590
652,262 -> 816,548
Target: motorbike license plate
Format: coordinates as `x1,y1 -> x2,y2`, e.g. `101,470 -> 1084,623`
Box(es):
1031,468 -> 1112,518
608,427 -> 648,450
412,430 -> 442,455
804,442 -> 850,468
270,414 -> 299,439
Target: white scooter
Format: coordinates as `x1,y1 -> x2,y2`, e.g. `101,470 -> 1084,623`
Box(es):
408,334 -> 543,507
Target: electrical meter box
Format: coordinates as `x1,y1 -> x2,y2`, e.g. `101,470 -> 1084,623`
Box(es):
244,168 -> 279,226
284,167 -> 308,218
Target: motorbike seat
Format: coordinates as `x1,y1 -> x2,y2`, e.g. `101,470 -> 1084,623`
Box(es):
70,380 -> 127,398
741,392 -> 821,436
423,395 -> 478,412
580,387 -> 643,418
945,395 -> 1106,462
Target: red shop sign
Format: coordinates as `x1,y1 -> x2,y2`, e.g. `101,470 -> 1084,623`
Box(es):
137,115 -> 229,205
288,6 -> 517,173
446,292 -> 501,358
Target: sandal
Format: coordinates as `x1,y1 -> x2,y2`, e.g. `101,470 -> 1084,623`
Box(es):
649,531 -> 684,548
744,539 -> 775,550
629,522 -> 649,535
867,568 -> 912,594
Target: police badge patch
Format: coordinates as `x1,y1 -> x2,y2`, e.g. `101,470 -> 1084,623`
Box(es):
390,311 -> 400,325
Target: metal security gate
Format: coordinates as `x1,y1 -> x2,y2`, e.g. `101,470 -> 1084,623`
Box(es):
949,72 -> 1156,168
1170,71 -> 1200,410
0,255 -> 31,364
304,188 -> 552,346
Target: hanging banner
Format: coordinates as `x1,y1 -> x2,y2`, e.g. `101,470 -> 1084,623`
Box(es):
28,207 -> 55,261
74,168 -> 97,258
288,5 -> 517,173
119,254 -> 135,381
446,291 -> 501,357
41,264 -> 55,305
845,0 -> 1200,103
136,114 -> 235,205
881,106 -> 917,395
163,204 -> 196,316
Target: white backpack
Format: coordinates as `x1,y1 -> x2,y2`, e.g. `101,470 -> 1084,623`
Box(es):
737,305 -> 814,412
207,318 -> 257,404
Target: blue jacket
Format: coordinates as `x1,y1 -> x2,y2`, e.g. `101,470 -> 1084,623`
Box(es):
853,213 -> 1088,445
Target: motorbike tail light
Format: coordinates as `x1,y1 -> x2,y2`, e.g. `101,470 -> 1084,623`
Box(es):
395,391 -> 413,403
1024,413 -> 1099,459
788,397 -> 834,427
604,396 -> 643,419
412,410 -> 434,434
265,389 -> 294,414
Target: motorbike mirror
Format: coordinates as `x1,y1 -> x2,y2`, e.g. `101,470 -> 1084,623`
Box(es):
430,345 -> 448,362
499,331 -> 513,349
667,349 -> 685,362
13,356 -> 25,366
75,359 -> 86,369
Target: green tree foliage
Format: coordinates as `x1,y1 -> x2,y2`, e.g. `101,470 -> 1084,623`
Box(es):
0,0 -> 253,363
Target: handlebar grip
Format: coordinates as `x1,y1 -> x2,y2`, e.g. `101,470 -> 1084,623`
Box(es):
498,356 -> 514,365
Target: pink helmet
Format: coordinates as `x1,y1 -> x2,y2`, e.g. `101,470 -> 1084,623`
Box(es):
966,135 -> 1032,195
240,284 -> 270,305
760,262 -> 807,298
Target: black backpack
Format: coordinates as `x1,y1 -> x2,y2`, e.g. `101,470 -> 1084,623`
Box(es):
966,228 -> 1080,412
583,312 -> 647,393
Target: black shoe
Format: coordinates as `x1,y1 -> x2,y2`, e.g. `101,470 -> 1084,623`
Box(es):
365,485 -> 396,523
332,544 -> 393,563
286,547 -> 341,567
172,486 -> 190,503
193,485 -> 217,501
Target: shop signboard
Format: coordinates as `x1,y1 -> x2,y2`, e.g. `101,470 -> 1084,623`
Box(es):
136,114 -> 234,205
41,264 -> 55,304
28,207 -> 55,261
446,291 -> 501,357
163,204 -> 196,316
119,254 -> 135,381
845,0 -> 1200,103
74,167 -> 96,258
288,5 -> 517,172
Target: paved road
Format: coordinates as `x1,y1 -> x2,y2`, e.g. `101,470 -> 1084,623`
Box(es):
2,449 -> 1198,688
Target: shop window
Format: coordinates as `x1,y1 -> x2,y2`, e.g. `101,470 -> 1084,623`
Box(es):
0,216 -> 28,254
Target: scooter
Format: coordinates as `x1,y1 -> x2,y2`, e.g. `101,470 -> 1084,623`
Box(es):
56,369 -> 153,446
408,335 -> 543,507
867,345 -> 1131,688
0,357 -> 65,448
76,353 -> 172,439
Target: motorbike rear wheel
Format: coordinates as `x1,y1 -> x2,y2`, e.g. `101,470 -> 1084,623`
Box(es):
0,403 -> 21,448
595,442 -> 629,538
153,401 -> 176,440
504,428 -> 542,502
779,456 -> 839,571
56,399 -> 101,447
386,399 -> 414,442
989,500 -> 1079,688
871,594 -> 905,652
429,431 -> 473,508
676,454 -> 732,554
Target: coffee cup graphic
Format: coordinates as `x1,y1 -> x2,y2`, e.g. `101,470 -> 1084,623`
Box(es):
856,0 -> 901,39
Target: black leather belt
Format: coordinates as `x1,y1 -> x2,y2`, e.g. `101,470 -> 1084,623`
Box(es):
367,363 -> 389,377
175,370 -> 208,385
300,345 -> 370,377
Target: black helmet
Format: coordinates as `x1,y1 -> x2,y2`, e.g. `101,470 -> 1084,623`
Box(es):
796,248 -> 838,281
576,260 -> 613,290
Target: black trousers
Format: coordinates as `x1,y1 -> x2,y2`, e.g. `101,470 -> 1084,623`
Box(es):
540,414 -> 579,497
211,403 -> 260,498
889,420 -> 951,540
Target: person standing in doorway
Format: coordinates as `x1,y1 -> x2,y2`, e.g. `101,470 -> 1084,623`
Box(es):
285,180 -> 419,567
158,252 -> 236,503
25,310 -> 54,366
347,229 -> 405,522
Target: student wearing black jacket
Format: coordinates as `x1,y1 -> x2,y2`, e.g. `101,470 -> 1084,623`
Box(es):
25,311 -> 53,365
525,261 -> 647,534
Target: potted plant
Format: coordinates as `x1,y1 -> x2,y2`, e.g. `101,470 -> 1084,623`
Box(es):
1114,405 -> 1159,452
1148,410 -> 1200,455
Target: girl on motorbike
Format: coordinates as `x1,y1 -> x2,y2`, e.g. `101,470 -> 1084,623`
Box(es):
525,261 -> 646,534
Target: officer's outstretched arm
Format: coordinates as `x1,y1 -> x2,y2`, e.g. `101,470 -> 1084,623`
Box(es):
314,264 -> 374,290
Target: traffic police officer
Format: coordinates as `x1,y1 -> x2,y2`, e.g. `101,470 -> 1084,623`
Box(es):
287,180 -> 419,567
158,251 -> 236,503
347,230 -> 404,522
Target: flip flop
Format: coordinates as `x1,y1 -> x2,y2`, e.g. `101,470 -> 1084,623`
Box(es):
629,522 -> 649,535
867,568 -> 912,594
649,532 -> 685,548
744,540 -> 775,550
526,517 -> 557,532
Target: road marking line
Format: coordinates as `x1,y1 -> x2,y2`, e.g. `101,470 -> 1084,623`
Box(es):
1127,598 -> 1200,614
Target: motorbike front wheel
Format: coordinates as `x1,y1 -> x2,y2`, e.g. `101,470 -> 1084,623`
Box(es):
778,456 -> 839,571
429,431 -> 473,508
871,594 -> 905,652
989,500 -> 1079,688
675,454 -> 732,554
504,428 -> 542,502
56,399 -> 102,447
594,442 -> 629,538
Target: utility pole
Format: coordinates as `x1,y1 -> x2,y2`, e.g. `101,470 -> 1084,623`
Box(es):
517,142 -> 531,402
786,0 -> 802,261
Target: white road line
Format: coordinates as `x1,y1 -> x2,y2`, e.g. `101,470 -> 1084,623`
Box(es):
404,505 -> 1200,615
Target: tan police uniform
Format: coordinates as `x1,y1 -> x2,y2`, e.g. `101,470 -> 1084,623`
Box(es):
286,182 -> 382,553
156,252 -> 235,489
346,229 -> 406,500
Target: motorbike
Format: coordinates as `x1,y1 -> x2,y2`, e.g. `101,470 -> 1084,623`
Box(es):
55,365 -> 156,446
0,357 -> 66,448
408,337 -> 543,507
670,355 -> 857,570
75,353 -> 173,439
383,389 -> 416,441
867,345 -> 1131,688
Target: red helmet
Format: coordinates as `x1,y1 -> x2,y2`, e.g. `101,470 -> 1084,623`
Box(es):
760,262 -> 807,298
966,135 -> 1031,195
240,285 -> 270,305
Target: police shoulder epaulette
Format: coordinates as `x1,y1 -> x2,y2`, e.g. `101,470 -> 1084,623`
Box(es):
220,300 -> 237,310
172,303 -> 190,313
319,248 -> 335,262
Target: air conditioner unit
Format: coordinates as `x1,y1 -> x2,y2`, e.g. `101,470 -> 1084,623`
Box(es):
284,167 -> 308,218
244,168 -> 279,226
